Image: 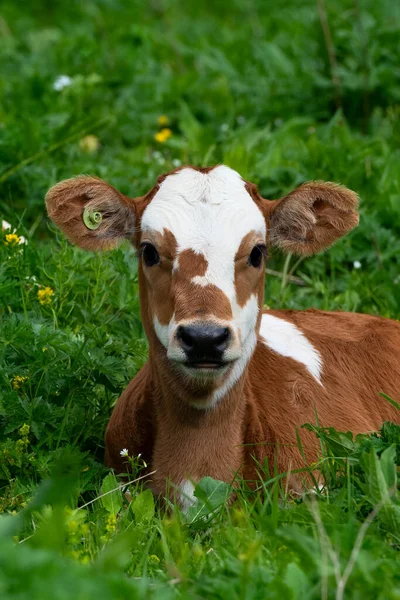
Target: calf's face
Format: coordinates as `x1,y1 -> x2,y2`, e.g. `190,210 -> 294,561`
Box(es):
46,165 -> 358,406
139,167 -> 267,387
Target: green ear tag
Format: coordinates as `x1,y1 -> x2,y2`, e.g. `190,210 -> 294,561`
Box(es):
83,207 -> 103,230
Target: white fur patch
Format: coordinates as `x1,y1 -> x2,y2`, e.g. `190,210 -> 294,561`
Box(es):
153,316 -> 169,349
178,479 -> 196,513
260,314 -> 323,384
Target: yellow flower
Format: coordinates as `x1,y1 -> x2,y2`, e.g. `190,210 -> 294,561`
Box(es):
105,513 -> 117,533
12,376 -> 27,390
19,423 -> 30,437
67,520 -> 79,534
5,233 -> 21,246
37,286 -> 54,305
157,115 -> 169,126
79,134 -> 100,153
154,128 -> 172,143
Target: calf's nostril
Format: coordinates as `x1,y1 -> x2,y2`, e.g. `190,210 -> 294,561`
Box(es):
176,325 -> 195,350
214,327 -> 231,351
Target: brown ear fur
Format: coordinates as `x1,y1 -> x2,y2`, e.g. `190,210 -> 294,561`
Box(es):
45,176 -> 137,251
267,181 -> 359,256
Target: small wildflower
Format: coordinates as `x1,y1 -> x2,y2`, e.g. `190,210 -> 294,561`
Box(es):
37,286 -> 54,305
120,448 -> 129,457
4,233 -> 21,246
79,134 -> 100,154
172,158 -> 181,167
154,128 -> 172,143
15,439 -> 26,454
15,424 -> 30,454
353,260 -> 362,269
157,115 -> 169,126
2,220 -> 12,231
12,376 -> 27,390
68,520 -> 79,534
105,514 -> 117,533
19,424 -> 30,437
53,75 -> 72,91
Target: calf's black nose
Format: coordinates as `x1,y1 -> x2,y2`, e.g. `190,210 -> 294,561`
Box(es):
176,323 -> 231,361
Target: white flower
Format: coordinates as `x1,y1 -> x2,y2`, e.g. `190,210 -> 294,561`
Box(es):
53,75 -> 72,91
2,220 -> 28,244
353,260 -> 362,269
172,158 -> 181,167
120,448 -> 129,457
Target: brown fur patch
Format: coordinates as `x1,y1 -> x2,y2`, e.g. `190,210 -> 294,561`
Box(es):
141,229 -> 177,327
179,249 -> 208,278
173,280 -> 232,322
234,231 -> 265,308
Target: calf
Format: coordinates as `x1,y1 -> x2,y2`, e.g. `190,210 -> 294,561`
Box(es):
46,165 -> 400,502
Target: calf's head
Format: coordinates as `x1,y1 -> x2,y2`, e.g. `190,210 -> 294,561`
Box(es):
46,166 -> 358,406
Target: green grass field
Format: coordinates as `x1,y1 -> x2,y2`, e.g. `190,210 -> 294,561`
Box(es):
1,1 -> 400,598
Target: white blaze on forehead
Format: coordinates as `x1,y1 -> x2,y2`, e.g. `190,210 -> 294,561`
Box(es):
141,166 -> 266,302
260,314 -> 323,384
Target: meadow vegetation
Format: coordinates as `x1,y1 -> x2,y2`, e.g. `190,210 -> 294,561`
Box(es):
1,0 -> 400,597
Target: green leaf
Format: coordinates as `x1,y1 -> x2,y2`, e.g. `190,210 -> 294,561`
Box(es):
186,477 -> 230,527
380,445 -> 397,490
131,489 -> 154,523
283,562 -> 311,599
379,392 -> 400,412
101,473 -> 123,516
359,448 -> 400,536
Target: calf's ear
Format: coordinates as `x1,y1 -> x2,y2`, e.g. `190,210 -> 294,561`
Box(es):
45,176 -> 136,251
266,181 -> 359,256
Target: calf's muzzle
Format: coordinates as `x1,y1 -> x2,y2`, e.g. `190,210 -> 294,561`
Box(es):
176,323 -> 231,365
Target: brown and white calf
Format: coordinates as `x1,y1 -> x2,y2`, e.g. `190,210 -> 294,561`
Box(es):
46,165 -> 400,503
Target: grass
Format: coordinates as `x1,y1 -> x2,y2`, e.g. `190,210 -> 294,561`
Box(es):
1,0 -> 400,598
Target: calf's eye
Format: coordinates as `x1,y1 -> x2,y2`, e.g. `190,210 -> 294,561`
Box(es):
248,245 -> 266,268
142,243 -> 160,267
